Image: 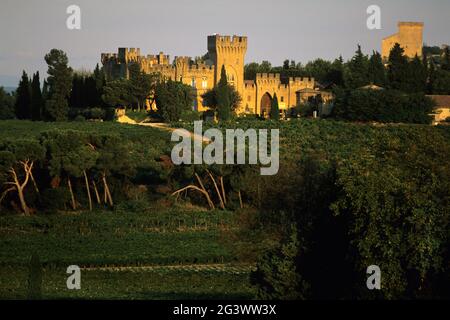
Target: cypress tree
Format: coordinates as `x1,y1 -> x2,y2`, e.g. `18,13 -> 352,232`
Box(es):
27,253 -> 42,300
368,51 -> 386,87
407,55 -> 427,93
15,71 -> 31,119
42,79 -> 49,100
30,72 -> 43,121
43,49 -> 73,121
345,45 -> 370,89
387,43 -> 409,91
270,93 -> 280,120
441,47 -> 450,71
217,65 -> 231,121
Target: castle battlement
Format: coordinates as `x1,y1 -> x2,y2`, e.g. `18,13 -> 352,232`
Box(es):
207,34 -> 247,53
256,73 -> 281,80
398,22 -> 424,28
188,64 -> 215,72
100,35 -> 328,115
289,77 -> 314,84
244,80 -> 255,88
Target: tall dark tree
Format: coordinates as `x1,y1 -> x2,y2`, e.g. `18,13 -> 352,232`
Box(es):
441,47 -> 450,71
128,63 -> 156,111
387,43 -> 409,91
15,71 -> 31,119
42,80 -> 49,101
30,72 -> 44,121
304,59 -> 332,83
93,63 -> 106,106
216,65 -> 232,121
43,49 -> 73,121
327,56 -> 345,87
368,51 -> 386,87
102,78 -> 133,108
406,55 -> 427,93
270,93 -> 280,120
345,45 -> 370,89
0,87 -> 15,119
154,80 -> 193,122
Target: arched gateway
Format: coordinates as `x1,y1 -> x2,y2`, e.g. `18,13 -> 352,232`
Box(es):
260,92 -> 272,118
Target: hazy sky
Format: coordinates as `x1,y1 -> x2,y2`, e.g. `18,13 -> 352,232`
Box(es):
0,0 -> 449,86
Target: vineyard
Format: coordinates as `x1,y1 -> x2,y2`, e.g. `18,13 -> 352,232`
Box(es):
0,118 -> 449,299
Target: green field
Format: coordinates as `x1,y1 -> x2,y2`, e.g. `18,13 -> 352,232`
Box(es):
1,119 -> 449,299
0,209 -> 255,299
0,120 -> 255,299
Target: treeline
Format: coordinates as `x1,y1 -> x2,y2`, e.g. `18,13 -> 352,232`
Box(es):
197,120 -> 450,299
2,49 -> 108,122
245,44 -> 450,124
0,130 -> 143,214
245,44 -> 450,95
0,49 -> 190,122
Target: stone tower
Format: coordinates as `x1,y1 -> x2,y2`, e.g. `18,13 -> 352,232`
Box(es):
382,22 -> 424,60
207,35 -> 247,111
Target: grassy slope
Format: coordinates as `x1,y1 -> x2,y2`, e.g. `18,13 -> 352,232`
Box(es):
0,120 -> 253,299
0,209 -> 254,299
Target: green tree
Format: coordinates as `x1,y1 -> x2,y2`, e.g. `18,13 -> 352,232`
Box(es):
43,49 -> 73,121
387,43 -> 409,91
345,45 -> 370,89
270,93 -> 280,120
41,130 -> 99,210
93,63 -> 106,106
31,72 -> 44,121
327,56 -> 345,87
27,253 -> 42,300
406,55 -> 427,93
304,59 -> 333,83
430,70 -> 450,94
0,87 -> 15,119
102,78 -> 133,108
128,63 -> 157,111
251,226 -> 309,300
368,51 -> 386,87
154,80 -> 194,122
441,46 -> 450,71
15,71 -> 31,119
216,65 -> 232,121
42,80 -> 49,100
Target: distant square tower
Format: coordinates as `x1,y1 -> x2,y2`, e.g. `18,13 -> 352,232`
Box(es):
382,22 -> 424,60
207,35 -> 247,111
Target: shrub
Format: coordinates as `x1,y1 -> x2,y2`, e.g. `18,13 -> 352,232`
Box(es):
331,89 -> 434,124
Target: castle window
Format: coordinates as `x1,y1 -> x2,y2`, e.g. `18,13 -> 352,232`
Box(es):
202,77 -> 208,89
280,96 -> 284,102
191,77 -> 196,87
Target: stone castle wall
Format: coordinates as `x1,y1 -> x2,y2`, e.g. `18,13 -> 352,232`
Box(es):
382,22 -> 424,60
101,35 -> 321,114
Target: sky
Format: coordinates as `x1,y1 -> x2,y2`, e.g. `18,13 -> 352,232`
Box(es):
0,0 -> 449,87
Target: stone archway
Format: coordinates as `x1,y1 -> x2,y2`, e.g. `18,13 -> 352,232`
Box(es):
260,92 -> 272,118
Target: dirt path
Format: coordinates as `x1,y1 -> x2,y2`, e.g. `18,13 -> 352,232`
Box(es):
81,263 -> 255,274
117,115 -> 210,143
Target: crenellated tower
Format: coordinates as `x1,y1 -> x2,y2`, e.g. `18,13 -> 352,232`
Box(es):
207,35 -> 247,111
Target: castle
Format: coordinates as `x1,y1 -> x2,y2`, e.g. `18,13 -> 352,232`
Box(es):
382,22 -> 424,60
101,35 -> 327,116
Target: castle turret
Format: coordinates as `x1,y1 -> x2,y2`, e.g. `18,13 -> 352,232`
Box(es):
207,34 -> 247,111
382,22 -> 424,60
